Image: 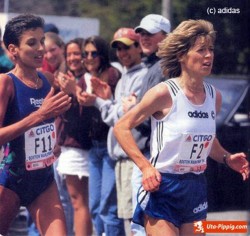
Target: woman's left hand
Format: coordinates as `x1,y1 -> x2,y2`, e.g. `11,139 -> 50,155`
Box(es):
58,71 -> 77,95
77,91 -> 96,106
226,153 -> 249,180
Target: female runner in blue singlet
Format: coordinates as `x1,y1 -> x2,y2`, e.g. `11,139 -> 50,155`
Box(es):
0,14 -> 71,235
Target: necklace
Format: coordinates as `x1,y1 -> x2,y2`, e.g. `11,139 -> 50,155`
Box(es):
34,77 -> 39,89
19,76 -> 40,89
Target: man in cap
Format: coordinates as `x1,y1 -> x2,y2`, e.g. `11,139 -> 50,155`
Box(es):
122,14 -> 171,168
135,14 -> 171,99
109,28 -> 148,231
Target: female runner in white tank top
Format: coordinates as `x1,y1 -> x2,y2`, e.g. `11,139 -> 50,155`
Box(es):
113,19 -> 249,236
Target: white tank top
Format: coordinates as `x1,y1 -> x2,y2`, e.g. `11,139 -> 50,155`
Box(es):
150,78 -> 216,174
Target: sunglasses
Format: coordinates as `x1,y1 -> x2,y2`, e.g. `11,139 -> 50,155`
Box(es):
82,51 -> 99,58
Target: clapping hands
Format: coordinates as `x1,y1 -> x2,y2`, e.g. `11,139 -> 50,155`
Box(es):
57,71 -> 77,95
91,77 -> 112,99
37,87 -> 71,120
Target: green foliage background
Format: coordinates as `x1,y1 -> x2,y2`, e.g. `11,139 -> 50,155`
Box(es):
0,0 -> 249,75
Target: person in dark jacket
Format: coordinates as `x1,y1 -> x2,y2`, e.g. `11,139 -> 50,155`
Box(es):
77,36 -> 125,236
56,38 -> 93,236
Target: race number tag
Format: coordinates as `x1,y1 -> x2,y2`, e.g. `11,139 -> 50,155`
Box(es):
174,133 -> 215,173
24,122 -> 57,171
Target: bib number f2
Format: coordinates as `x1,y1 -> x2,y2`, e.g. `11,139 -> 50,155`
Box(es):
174,133 -> 215,173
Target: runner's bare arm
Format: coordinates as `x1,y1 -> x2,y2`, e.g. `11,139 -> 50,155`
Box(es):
114,83 -> 172,191
0,74 -> 71,146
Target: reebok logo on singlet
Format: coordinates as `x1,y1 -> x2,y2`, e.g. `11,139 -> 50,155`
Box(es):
188,110 -> 209,119
30,98 -> 44,108
193,202 -> 208,214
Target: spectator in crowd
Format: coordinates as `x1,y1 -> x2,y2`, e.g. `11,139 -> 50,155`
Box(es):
135,14 -> 171,99
0,13 -> 71,236
41,32 -> 66,77
122,14 -> 171,236
77,35 -> 125,236
40,23 -> 60,74
85,27 -> 148,235
44,23 -> 60,35
56,38 -> 93,236
0,28 -> 14,73
37,31 -> 74,236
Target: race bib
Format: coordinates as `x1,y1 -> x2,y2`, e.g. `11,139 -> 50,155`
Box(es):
24,122 -> 57,171
173,133 -> 215,174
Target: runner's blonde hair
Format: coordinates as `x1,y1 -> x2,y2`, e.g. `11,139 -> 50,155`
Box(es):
157,19 -> 216,78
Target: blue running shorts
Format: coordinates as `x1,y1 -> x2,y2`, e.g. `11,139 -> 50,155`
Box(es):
0,164 -> 54,206
133,172 -> 207,228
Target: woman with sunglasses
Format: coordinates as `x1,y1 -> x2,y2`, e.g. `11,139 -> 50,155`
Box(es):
55,38 -> 94,236
78,36 -> 125,236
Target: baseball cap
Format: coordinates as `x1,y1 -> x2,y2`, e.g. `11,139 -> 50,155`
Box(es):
135,14 -> 171,34
111,28 -> 140,48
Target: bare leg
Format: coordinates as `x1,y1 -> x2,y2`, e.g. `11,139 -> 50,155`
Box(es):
66,175 -> 92,236
0,186 -> 20,235
144,214 -> 179,236
180,220 -> 206,236
28,181 -> 67,236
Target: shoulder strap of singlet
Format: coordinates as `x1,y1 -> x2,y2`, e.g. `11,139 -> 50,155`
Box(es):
164,79 -> 180,97
37,71 -> 50,85
204,82 -> 215,99
7,72 -> 16,80
165,79 -> 216,100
